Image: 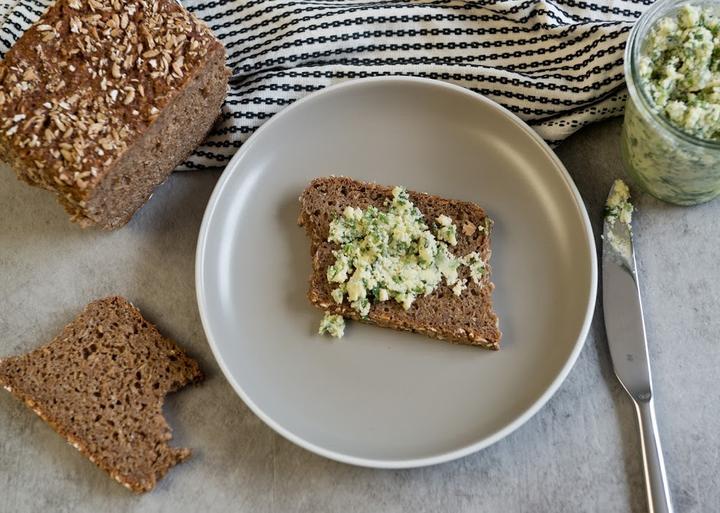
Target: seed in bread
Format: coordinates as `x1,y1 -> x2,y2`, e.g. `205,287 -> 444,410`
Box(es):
298,177 -> 501,349
0,296 -> 203,493
0,0 -> 230,229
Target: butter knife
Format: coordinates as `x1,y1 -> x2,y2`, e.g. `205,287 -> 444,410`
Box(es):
602,180 -> 673,513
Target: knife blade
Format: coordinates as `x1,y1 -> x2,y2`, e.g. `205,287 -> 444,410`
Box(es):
602,179 -> 673,513
602,180 -> 651,401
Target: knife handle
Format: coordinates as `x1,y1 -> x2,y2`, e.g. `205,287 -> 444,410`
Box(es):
634,397 -> 673,513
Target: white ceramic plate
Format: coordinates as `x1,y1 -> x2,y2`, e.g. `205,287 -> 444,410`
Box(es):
196,77 -> 597,468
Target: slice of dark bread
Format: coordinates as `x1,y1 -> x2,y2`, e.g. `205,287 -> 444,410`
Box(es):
0,296 -> 203,493
298,177 -> 501,349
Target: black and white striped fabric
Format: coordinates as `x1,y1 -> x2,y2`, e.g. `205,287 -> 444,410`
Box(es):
1,0 -> 651,169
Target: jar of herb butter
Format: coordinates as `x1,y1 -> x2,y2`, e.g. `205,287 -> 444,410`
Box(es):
622,0 -> 720,205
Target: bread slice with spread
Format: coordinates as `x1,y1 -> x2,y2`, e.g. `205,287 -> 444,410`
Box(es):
299,177 -> 501,349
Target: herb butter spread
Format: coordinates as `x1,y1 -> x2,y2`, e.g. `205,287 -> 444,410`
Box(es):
605,179 -> 633,226
604,179 -> 634,261
318,313 -> 345,338
639,5 -> 720,140
318,187 -> 487,338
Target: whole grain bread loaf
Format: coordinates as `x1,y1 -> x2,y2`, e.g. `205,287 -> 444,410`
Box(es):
0,0 -> 229,229
0,296 -> 203,492
298,177 -> 501,349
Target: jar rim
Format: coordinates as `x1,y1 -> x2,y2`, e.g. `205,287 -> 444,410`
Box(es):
625,0 -> 720,149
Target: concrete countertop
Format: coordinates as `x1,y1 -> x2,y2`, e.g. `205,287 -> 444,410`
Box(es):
1,118 -> 716,512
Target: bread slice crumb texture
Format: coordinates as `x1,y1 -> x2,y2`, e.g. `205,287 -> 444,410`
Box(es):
0,296 -> 203,493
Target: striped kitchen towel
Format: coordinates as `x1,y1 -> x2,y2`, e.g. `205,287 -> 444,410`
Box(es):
0,0 -> 651,169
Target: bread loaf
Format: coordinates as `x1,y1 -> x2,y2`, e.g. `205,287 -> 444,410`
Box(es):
0,0 -> 230,228
299,177 -> 502,349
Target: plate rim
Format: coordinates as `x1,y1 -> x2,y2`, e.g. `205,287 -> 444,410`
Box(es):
195,76 -> 598,468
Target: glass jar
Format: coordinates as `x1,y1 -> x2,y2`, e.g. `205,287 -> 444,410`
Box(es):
622,0 -> 720,206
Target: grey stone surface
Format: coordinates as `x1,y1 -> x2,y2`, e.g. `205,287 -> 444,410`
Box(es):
0,117 -> 716,512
